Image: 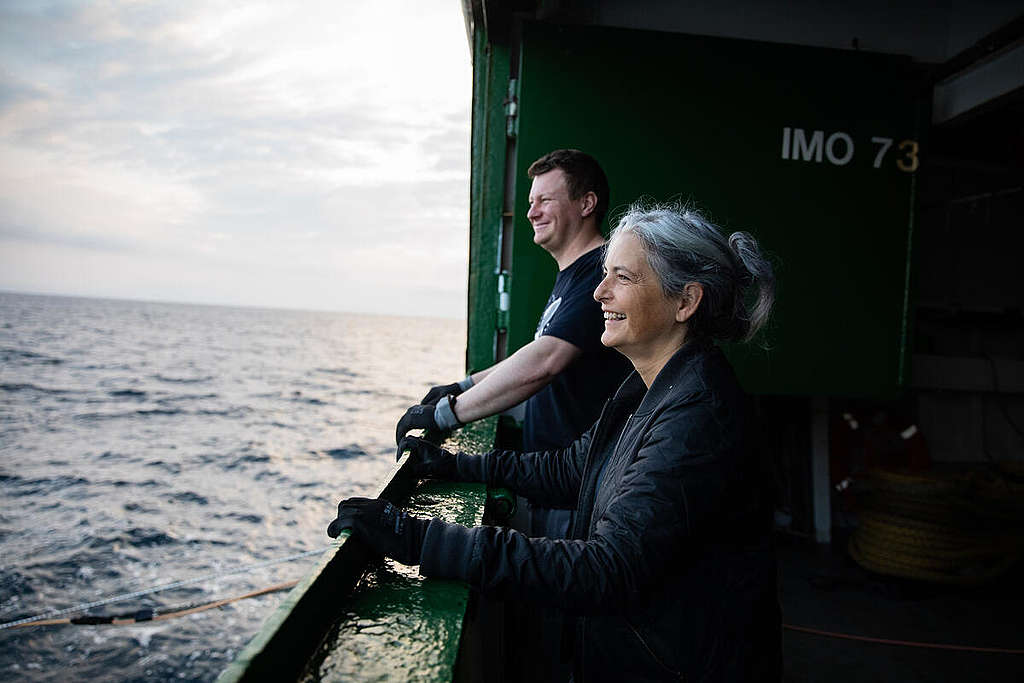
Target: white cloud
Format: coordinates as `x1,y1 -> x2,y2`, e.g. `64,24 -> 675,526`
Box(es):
0,0 -> 471,317
0,142 -> 206,249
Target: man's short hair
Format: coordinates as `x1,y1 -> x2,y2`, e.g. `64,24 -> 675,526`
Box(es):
528,149 -> 610,228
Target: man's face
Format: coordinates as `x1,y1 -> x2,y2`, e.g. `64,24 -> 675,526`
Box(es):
527,169 -> 580,255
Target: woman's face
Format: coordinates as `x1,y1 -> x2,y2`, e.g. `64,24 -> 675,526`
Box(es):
593,231 -> 686,361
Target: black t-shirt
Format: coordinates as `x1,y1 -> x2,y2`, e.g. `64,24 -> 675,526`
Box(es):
522,246 -> 633,452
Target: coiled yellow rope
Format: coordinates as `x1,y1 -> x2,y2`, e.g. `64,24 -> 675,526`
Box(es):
849,465 -> 1024,584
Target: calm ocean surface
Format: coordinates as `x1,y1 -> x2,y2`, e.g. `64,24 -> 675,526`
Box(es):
0,291 -> 465,681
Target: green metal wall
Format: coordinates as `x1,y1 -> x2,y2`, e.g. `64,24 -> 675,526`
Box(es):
503,22 -> 926,397
466,27 -> 511,376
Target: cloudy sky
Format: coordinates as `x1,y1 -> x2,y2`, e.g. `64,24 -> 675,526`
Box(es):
0,1 -> 471,318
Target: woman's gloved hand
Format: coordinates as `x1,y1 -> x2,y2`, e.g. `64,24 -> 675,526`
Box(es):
397,436 -> 488,483
326,497 -> 428,566
397,436 -> 459,479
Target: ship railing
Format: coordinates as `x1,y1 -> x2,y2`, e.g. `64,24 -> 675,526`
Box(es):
218,417 -> 500,683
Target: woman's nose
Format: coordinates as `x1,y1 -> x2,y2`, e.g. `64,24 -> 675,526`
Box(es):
593,276 -> 609,302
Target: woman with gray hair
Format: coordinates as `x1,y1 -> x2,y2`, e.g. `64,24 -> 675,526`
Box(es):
329,200 -> 782,682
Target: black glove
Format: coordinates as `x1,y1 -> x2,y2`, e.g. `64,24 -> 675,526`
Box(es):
397,436 -> 488,483
326,497 -> 428,566
397,435 -> 459,479
420,382 -> 464,406
395,403 -> 439,445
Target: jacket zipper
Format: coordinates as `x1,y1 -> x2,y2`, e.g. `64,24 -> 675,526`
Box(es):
587,413 -> 632,535
627,619 -> 684,681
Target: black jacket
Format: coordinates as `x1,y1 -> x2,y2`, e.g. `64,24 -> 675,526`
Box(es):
421,341 -> 782,682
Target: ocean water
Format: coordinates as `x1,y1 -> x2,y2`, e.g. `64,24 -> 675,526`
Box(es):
0,292 -> 465,681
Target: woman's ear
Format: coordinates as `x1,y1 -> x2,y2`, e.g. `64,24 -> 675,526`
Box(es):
676,282 -> 703,323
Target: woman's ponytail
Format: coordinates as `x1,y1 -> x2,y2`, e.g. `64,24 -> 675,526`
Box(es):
728,231 -> 775,342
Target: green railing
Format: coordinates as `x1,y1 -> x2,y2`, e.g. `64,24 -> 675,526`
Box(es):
218,418 -> 497,683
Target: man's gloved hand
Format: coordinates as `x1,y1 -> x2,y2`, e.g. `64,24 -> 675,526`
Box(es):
420,382 -> 463,406
396,393 -> 465,446
326,497 -> 428,566
397,435 -> 459,480
420,376 -> 474,406
395,404 -> 439,445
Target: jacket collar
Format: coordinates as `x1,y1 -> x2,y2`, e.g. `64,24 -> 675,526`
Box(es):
611,338 -> 712,416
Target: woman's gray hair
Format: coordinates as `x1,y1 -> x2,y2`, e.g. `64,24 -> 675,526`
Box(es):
609,200 -> 775,343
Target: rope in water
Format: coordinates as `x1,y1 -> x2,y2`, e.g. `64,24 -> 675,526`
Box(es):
0,546 -> 331,631
5,581 -> 300,629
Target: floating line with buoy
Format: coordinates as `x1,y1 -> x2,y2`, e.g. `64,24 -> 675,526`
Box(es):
3,581 -> 299,629
0,546 -> 333,631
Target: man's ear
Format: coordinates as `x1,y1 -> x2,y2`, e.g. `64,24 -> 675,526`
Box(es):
676,282 -> 704,323
579,191 -> 598,218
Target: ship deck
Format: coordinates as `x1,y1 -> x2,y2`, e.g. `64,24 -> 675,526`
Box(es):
778,533 -> 1023,682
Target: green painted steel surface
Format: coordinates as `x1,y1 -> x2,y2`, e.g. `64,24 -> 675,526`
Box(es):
301,480 -> 486,682
218,419 -> 495,682
466,25 -> 511,373
506,22 -> 925,397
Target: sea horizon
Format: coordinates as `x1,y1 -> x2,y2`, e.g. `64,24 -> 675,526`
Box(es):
0,288 -> 469,323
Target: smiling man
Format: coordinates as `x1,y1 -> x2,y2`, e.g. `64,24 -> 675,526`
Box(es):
397,148 -> 630,457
